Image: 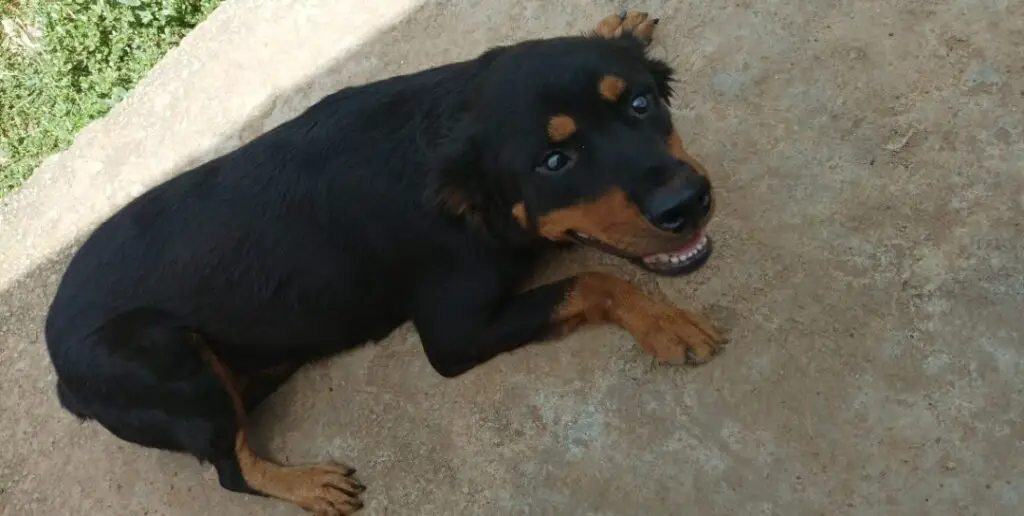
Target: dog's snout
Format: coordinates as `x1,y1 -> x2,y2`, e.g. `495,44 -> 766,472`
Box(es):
643,170 -> 712,233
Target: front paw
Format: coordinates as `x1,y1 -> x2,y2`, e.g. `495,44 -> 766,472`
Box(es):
631,305 -> 725,365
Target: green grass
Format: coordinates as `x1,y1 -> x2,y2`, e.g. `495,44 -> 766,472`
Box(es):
0,0 -> 221,198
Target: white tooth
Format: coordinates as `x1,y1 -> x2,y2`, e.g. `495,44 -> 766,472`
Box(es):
670,255 -> 681,264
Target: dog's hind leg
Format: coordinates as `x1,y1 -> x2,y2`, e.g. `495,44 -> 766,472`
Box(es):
201,349 -> 366,515
50,309 -> 363,515
51,308 -> 247,457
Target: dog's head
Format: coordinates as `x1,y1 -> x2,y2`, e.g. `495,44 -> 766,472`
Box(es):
433,35 -> 716,276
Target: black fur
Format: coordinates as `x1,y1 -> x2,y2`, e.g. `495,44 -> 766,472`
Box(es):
45,32 -> 693,494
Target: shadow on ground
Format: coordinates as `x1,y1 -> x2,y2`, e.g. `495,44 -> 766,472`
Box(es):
2,0 -> 1023,514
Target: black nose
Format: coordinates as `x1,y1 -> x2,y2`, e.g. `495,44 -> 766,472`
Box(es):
643,173 -> 712,233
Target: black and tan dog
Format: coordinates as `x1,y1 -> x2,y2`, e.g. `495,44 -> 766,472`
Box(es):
45,11 -> 725,515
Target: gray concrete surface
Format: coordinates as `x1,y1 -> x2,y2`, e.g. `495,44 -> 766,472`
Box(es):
2,0 -> 1023,514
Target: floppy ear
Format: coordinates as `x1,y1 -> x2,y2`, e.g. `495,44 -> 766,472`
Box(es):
425,42 -> 515,222
427,114 -> 484,221
426,115 -> 529,242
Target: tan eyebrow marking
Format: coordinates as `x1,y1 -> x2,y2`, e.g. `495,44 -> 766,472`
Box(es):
598,75 -> 627,102
547,114 -> 577,143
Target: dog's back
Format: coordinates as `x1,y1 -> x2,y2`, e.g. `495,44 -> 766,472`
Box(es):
45,58 -> 481,369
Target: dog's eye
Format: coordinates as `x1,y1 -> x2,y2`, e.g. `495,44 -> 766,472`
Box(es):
537,150 -> 573,175
631,94 -> 651,116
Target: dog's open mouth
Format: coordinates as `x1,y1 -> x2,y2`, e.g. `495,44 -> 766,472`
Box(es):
634,229 -> 711,275
567,228 -> 713,276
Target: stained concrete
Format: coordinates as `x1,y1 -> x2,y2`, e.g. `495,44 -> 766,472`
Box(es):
2,0 -> 1023,514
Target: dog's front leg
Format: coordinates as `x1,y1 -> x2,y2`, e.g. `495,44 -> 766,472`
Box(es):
552,272 -> 724,364
413,271 -> 723,378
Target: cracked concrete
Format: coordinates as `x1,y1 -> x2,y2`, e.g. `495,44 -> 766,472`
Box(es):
2,0 -> 1023,514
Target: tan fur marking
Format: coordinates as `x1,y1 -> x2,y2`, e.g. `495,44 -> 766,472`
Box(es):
547,115 -> 577,143
200,348 -> 364,515
535,187 -> 640,243
668,128 -> 711,177
553,272 -> 723,364
534,187 -> 690,257
599,75 -> 627,102
534,185 -> 715,260
668,129 -> 688,162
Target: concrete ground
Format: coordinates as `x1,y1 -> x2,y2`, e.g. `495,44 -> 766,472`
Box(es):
2,0 -> 1022,514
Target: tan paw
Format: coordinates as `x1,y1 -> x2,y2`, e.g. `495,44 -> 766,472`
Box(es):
594,10 -> 659,45
630,305 -> 725,365
284,463 -> 365,516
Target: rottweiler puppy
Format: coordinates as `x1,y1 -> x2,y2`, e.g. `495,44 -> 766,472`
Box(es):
44,11 -> 724,515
